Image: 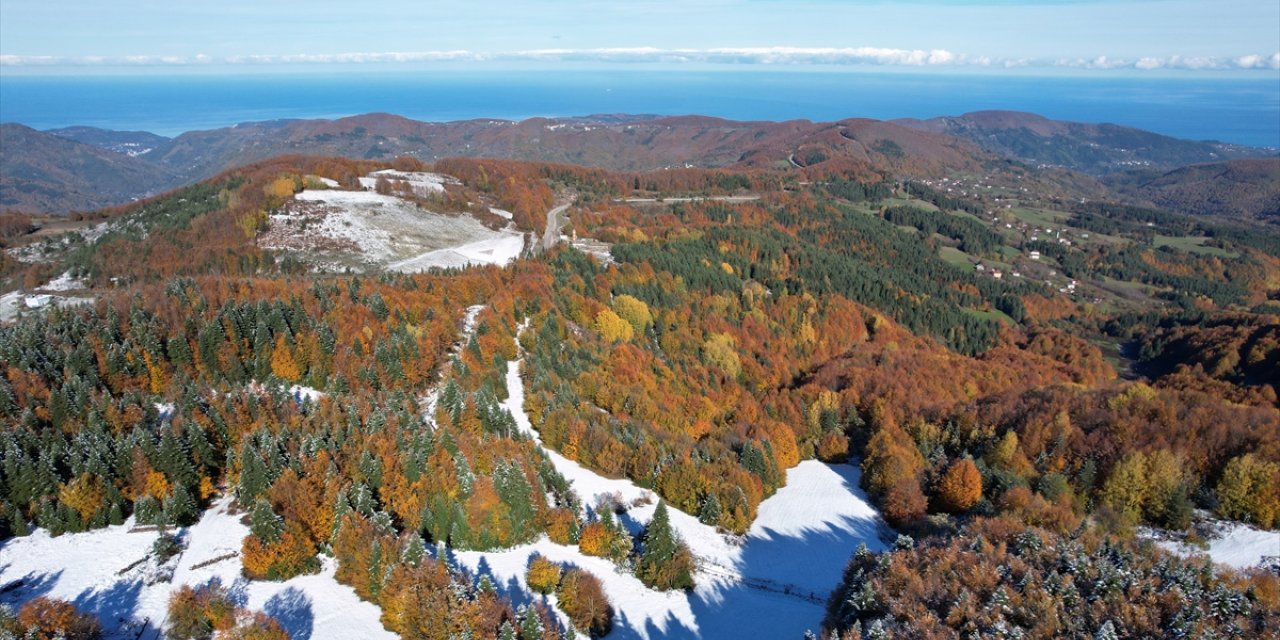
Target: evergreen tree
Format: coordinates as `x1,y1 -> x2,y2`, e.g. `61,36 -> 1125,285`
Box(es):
518,605 -> 545,640
637,502 -> 694,590
401,535 -> 426,567
164,483 -> 198,526
250,498 -> 284,543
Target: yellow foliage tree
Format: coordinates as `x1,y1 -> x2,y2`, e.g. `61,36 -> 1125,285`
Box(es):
145,470 -> 172,500
594,309 -> 634,343
612,295 -> 652,335
270,335 -> 302,382
526,556 -> 562,595
702,333 -> 741,378
1099,451 -> 1149,522
577,521 -> 613,557
58,473 -> 105,523
1217,453 -> 1280,528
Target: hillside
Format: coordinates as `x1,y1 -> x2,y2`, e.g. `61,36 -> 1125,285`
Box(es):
46,126 -> 173,158
1,152 -> 1278,639
1103,157 -> 1280,221
896,110 -> 1274,175
1,112 -> 1023,214
0,124 -> 182,213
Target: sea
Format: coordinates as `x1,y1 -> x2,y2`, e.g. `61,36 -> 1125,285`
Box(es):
1,70 -> 1278,147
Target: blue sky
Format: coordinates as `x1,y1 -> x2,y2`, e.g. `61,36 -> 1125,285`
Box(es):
1,0 -> 1277,74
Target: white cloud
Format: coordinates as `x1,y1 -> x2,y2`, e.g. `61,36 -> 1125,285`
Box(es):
2,48 -> 1278,72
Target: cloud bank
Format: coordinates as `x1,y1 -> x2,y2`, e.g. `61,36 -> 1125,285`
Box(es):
3,47 -> 1278,71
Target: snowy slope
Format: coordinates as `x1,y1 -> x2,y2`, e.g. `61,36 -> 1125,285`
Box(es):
0,495 -> 394,640
486,348 -> 892,639
1153,520 -> 1280,571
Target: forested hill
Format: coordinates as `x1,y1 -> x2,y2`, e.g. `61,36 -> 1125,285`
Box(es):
1,154 -> 1277,639
896,110 -> 1275,174
6,110 -> 1275,217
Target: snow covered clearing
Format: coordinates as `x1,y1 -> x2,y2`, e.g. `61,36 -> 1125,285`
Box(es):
357,169 -> 456,195
1151,520 -> 1280,572
0,290 -> 95,324
0,291 -> 26,324
0,495 -> 393,640
261,183 -> 524,272
484,344 -> 893,638
40,271 -> 88,292
385,234 -> 524,272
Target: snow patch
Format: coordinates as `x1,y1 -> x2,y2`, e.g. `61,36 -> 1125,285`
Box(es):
265,187 -> 523,272
356,170 -> 455,195
41,271 -> 87,292
1152,520 -> 1280,571
0,495 -> 394,640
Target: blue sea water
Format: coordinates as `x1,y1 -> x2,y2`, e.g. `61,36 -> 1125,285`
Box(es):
1,70 -> 1278,147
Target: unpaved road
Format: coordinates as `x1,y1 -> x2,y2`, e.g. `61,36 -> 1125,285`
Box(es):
541,201 -> 572,252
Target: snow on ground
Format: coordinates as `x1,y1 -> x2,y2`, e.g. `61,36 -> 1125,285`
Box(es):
357,170 -> 455,195
0,495 -> 394,640
40,271 -> 87,292
0,291 -> 24,323
420,305 -> 487,422
386,233 -> 524,271
263,184 -> 523,272
490,345 -> 892,639
490,207 -> 515,221
0,290 -> 95,324
1152,520 -> 1280,572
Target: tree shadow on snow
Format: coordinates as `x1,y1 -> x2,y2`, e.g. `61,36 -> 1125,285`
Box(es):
265,586 -> 315,640
0,569 -> 62,610
611,462 -> 895,639
74,577 -> 144,631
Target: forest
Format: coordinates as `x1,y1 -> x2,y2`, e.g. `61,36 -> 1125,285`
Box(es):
0,153 -> 1277,638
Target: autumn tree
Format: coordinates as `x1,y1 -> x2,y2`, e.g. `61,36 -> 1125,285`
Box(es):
526,555 -> 561,595
881,478 -> 928,527
935,458 -> 983,513
556,568 -> 613,638
14,597 -> 101,640
594,309 -> 634,343
1217,453 -> 1280,528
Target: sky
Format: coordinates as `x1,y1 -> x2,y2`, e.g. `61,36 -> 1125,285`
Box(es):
1,0 -> 1278,74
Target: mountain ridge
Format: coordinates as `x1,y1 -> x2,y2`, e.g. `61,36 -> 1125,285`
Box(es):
2,110 -> 1275,217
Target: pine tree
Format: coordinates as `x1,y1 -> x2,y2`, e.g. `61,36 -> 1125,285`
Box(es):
698,493 -> 721,526
401,535 -> 425,567
164,483 -> 198,526
251,498 -> 284,543
637,502 -> 694,590
518,605 -> 545,640
498,621 -> 517,640
135,495 -> 162,525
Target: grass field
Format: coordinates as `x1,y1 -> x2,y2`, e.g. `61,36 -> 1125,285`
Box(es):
1154,235 -> 1240,258
940,246 -> 974,271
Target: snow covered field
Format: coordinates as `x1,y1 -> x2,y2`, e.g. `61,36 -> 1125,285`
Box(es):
260,174 -> 525,272
1150,520 -> 1280,572
357,170 -> 455,195
0,496 -> 393,640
